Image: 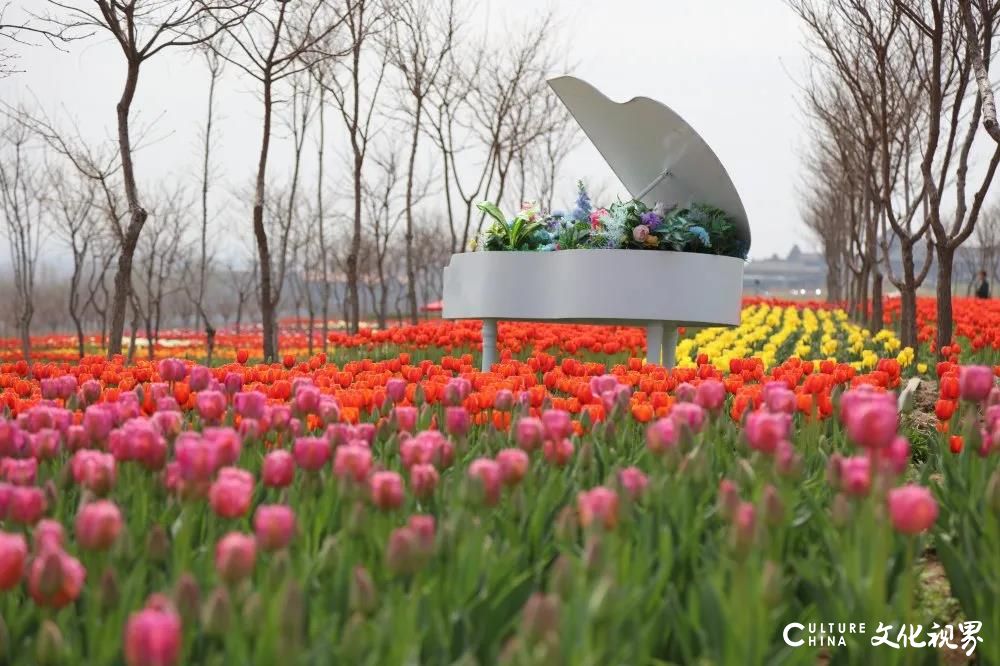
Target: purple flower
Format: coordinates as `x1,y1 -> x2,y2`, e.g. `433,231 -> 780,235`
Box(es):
640,211 -> 662,229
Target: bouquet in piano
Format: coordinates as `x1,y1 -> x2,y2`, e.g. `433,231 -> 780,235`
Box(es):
474,181 -> 748,259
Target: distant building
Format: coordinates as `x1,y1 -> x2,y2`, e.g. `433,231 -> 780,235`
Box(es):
743,245 -> 826,297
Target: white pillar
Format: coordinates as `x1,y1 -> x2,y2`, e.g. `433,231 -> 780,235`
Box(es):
481,319 -> 498,371
663,323 -> 678,369
646,321 -> 663,366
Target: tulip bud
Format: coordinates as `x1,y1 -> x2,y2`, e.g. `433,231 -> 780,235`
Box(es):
761,560 -> 782,607
42,479 -> 58,512
99,568 -> 120,612
520,593 -> 560,645
349,565 -> 378,615
317,536 -> 339,573
279,581 -> 305,653
146,524 -> 169,563
202,587 -> 232,636
549,554 -> 574,600
35,620 -> 64,666
718,479 -> 740,520
762,485 -> 784,527
583,535 -> 604,573
242,591 -> 263,627
553,505 -> 578,543
987,469 -> 1000,514
174,572 -> 201,624
831,492 -> 852,527
267,550 -> 291,589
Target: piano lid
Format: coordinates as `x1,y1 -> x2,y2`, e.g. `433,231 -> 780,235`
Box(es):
547,76 -> 750,250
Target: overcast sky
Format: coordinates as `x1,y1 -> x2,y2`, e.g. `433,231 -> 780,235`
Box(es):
3,0 -> 814,269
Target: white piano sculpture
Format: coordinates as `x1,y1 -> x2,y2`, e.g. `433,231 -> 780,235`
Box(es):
443,76 -> 750,371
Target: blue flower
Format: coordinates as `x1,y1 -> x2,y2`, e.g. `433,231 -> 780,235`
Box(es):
689,225 -> 710,247
570,180 -> 592,222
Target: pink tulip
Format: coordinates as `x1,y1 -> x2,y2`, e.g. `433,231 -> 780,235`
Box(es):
577,487 -> 619,530
515,417 -> 545,452
496,448 -> 530,486
443,377 -> 471,406
79,379 -> 102,405
75,500 -> 124,551
1,457 -> 37,486
879,436 -> 911,475
646,417 -> 679,454
408,463 -> 439,499
253,504 -> 296,551
202,427 -> 241,466
887,485 -> 938,535
385,378 -> 407,403
386,526 -> 423,575
32,519 -> 65,553
845,401 -> 898,449
400,432 -> 438,468
671,402 -> 706,433
333,444 -> 373,484
124,605 -> 182,666
157,358 -> 187,383
195,391 -> 227,424
151,411 -> 183,440
27,546 -> 85,608
71,450 -> 117,495
209,471 -> 253,519
8,486 -> 45,524
718,479 -> 740,520
262,450 -> 295,488
838,386 -> 894,424
223,372 -> 243,396
233,391 -> 266,420
839,456 -> 872,496
468,458 -> 503,505
674,382 -> 697,403
695,379 -> 727,411
731,501 -> 757,551
590,374 -> 619,397
959,365 -> 995,402
763,382 -> 796,414
369,471 -> 405,510
317,397 -> 341,424
618,467 -> 649,500
542,438 -> 574,467
214,532 -> 256,584
444,406 -> 470,438
0,530 -> 27,590
188,365 -> 211,392
174,434 -> 219,482
745,411 -> 791,454
83,405 -> 115,444
293,436 -> 331,471
292,384 -> 321,415
407,514 -> 436,553
270,405 -> 293,431
541,409 -> 572,440
392,406 -> 418,433
494,389 -> 515,411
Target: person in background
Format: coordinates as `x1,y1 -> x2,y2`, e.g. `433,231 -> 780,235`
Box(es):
976,270 -> 990,299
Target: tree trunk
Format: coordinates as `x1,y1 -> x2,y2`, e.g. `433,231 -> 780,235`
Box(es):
870,271 -> 883,333
404,102 -> 422,324
935,244 -> 955,355
254,75 -> 277,361
108,59 -> 147,359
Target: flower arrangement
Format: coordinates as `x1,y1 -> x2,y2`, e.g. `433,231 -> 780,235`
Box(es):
473,181 -> 749,259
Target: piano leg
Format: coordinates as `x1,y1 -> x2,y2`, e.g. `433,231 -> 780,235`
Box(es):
646,322 -> 663,366
481,318 -> 498,371
663,323 -> 678,369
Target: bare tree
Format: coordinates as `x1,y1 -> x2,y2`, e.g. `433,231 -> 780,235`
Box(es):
896,0 -> 1000,353
0,120 -> 43,367
958,0 -> 1000,143
40,0 -> 256,359
45,167 -> 100,358
386,0 -> 457,324
0,1 -> 85,76
362,148 -> 405,328
316,0 -> 390,335
207,0 -> 345,360
194,46 -> 223,364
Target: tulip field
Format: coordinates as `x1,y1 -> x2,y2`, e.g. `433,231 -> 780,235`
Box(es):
0,297 -> 999,665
